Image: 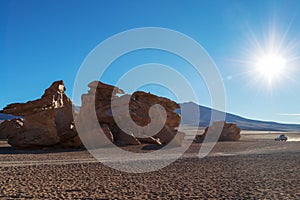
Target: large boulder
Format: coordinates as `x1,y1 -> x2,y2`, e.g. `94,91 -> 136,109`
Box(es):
194,121 -> 241,143
0,81 -> 82,148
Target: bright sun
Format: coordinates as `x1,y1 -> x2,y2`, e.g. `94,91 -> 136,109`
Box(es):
256,54 -> 286,81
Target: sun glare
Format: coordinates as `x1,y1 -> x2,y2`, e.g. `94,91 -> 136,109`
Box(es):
234,20 -> 300,90
256,54 -> 286,81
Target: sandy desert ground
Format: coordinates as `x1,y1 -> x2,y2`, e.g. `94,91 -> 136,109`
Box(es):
0,129 -> 299,199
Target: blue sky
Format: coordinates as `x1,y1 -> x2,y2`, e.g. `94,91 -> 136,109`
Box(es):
1,0 -> 300,123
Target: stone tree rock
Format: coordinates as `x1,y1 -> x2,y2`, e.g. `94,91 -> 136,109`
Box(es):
75,81 -> 125,147
77,81 -> 184,147
194,121 -> 241,143
0,81 -> 82,148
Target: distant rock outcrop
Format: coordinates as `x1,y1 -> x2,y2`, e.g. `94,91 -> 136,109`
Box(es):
0,81 -> 82,148
77,81 -> 184,147
194,121 -> 241,143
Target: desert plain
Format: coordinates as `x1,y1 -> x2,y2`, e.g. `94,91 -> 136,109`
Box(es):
0,128 -> 299,199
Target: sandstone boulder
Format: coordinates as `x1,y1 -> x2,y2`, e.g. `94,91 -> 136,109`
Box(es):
194,121 -> 241,143
0,81 -> 82,148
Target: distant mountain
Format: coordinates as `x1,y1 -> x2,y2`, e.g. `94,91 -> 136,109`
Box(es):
178,102 -> 300,131
0,113 -> 18,121
0,105 -> 80,122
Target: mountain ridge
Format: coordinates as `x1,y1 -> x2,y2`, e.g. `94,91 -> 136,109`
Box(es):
178,102 -> 300,131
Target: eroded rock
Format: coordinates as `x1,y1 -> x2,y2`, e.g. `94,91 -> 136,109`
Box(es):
77,81 -> 184,147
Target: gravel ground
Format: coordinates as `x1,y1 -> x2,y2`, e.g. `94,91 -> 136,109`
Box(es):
0,152 -> 300,199
0,132 -> 300,199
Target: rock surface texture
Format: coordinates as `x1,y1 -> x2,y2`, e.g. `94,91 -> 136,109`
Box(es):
0,81 -> 81,148
194,121 -> 241,143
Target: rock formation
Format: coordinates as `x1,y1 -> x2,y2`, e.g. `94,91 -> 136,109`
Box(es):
194,121 -> 241,143
0,80 -> 185,148
77,81 -> 184,147
0,81 -> 82,148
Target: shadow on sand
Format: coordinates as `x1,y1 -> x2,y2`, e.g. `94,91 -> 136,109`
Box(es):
0,146 -> 85,155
